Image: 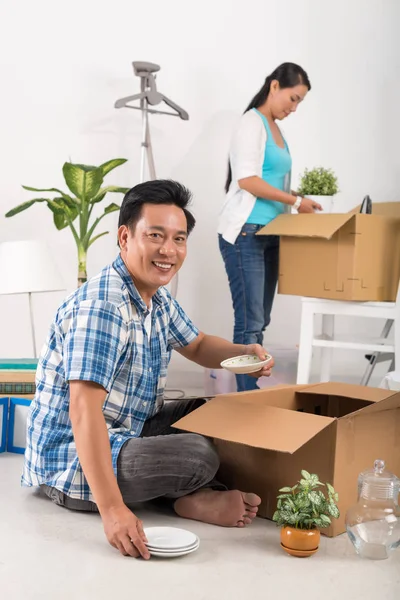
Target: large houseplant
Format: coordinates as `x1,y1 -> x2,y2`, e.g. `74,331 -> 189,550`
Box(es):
297,166 -> 339,213
273,470 -> 340,557
5,159 -> 129,287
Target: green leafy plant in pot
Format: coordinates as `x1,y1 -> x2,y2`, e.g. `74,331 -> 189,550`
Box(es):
297,166 -> 339,213
273,470 -> 340,557
5,159 -> 129,287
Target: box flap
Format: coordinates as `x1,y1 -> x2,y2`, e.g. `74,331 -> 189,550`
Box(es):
257,214 -> 355,240
173,395 -> 335,454
345,391 -> 400,418
298,382 -> 396,403
349,201 -> 400,218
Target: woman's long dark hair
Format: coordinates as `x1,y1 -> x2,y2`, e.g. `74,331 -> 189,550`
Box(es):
224,62 -> 311,192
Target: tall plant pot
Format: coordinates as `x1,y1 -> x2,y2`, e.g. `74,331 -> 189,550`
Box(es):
280,526 -> 320,557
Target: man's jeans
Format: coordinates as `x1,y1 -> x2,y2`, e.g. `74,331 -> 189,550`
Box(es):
42,398 -> 223,512
219,224 -> 279,392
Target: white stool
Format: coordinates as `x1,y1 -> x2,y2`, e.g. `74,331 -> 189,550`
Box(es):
296,287 -> 400,384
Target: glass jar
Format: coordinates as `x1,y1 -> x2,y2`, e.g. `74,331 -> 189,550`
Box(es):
345,459 -> 400,560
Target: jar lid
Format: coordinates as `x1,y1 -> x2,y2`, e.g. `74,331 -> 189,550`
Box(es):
358,459 -> 400,500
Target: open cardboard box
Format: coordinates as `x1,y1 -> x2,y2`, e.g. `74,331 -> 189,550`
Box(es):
256,202 -> 400,301
174,382 -> 400,536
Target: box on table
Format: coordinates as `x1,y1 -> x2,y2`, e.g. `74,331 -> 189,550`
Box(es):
174,382 -> 400,537
257,202 -> 400,301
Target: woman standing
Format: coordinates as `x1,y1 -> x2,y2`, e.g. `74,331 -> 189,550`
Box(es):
218,62 -> 321,392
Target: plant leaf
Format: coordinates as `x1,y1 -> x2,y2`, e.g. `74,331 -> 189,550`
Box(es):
308,491 -> 323,507
5,198 -> 47,217
278,487 -> 292,493
308,474 -> 319,487
53,211 -> 68,230
326,483 -> 335,495
320,514 -> 331,525
62,163 -> 103,200
88,231 -> 109,248
313,519 -> 323,528
99,158 -> 128,177
21,185 -> 77,204
103,202 -> 121,215
301,470 -> 311,480
328,504 -> 340,519
90,186 -> 129,205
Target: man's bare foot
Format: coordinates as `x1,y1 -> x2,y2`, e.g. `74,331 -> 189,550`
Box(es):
174,490 -> 261,528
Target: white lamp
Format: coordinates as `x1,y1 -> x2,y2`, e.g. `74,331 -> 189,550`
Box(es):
0,240 -> 65,357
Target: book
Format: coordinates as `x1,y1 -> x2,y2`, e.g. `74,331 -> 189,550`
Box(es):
0,359 -> 38,371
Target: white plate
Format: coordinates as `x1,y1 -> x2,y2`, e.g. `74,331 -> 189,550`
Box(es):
147,539 -> 199,552
149,544 -> 200,558
148,541 -> 200,554
220,354 -> 272,374
144,527 -> 198,550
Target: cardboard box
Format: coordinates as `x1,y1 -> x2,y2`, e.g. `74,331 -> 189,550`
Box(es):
257,202 -> 400,301
174,382 -> 400,536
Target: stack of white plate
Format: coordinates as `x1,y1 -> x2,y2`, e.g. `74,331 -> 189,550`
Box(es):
144,527 -> 200,558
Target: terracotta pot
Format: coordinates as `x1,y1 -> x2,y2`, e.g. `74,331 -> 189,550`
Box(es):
280,526 -> 320,557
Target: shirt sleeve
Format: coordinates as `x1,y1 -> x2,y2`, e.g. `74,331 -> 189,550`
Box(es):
230,111 -> 265,181
167,295 -> 199,350
62,300 -> 128,392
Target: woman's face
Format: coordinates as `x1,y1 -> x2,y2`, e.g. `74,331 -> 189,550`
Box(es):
269,82 -> 309,120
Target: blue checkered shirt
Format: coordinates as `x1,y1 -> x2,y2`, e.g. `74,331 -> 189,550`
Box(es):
22,254 -> 199,500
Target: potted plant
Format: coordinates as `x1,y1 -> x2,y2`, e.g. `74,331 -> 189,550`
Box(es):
297,166 -> 339,213
5,159 -> 129,287
272,470 -> 340,557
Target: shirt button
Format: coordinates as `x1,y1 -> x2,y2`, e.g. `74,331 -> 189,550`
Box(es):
143,401 -> 147,407
130,430 -> 136,435
148,367 -> 152,373
117,436 -> 122,441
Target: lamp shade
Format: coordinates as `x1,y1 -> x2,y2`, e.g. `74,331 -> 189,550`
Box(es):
0,240 -> 65,295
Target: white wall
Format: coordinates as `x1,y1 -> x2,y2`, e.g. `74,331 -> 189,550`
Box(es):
0,0 -> 399,384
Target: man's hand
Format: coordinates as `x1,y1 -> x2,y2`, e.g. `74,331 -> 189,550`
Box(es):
244,344 -> 274,379
101,504 -> 150,559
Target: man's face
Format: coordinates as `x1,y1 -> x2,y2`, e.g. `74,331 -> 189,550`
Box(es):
118,203 -> 188,300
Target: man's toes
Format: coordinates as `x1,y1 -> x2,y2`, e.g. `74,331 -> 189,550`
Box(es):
242,516 -> 253,525
242,492 -> 261,507
244,510 -> 257,519
244,504 -> 259,514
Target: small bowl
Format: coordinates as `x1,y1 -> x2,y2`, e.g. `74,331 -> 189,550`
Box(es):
220,354 -> 272,375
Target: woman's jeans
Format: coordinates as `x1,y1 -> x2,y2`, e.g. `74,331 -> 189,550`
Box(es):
219,224 -> 279,392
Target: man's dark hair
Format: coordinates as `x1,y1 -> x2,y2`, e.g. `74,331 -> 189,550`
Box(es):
118,179 -> 196,235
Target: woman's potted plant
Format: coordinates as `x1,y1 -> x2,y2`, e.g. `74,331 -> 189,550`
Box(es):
272,470 -> 340,557
297,166 -> 339,213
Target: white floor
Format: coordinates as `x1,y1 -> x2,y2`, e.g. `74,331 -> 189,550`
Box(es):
1,454 -> 399,600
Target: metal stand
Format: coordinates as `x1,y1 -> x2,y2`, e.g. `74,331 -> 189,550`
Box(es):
28,292 -> 37,358
360,319 -> 395,385
115,62 -> 189,299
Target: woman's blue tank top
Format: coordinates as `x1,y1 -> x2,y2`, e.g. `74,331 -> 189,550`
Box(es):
246,108 -> 292,225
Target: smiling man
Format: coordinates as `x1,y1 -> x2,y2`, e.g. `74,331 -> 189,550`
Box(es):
22,180 -> 273,559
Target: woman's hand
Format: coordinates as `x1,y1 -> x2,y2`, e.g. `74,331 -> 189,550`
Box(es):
298,197 -> 322,213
